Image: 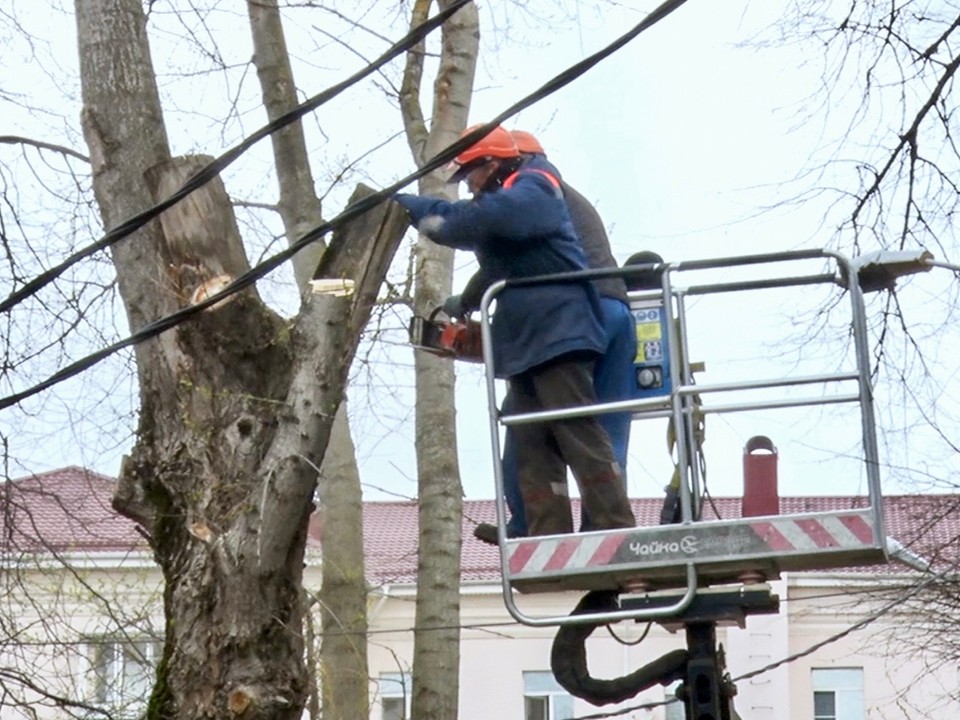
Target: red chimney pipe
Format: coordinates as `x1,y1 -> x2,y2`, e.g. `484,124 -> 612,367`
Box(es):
742,435 -> 779,517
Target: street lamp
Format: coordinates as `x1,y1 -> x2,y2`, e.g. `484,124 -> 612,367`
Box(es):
847,249 -> 935,292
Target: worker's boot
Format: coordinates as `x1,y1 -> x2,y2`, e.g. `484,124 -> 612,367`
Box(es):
473,523 -> 500,545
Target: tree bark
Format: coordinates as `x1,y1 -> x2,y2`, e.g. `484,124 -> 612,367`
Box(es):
400,2 -> 480,718
246,0 -> 325,290
315,415 -> 370,720
246,4 -> 369,718
77,1 -> 406,717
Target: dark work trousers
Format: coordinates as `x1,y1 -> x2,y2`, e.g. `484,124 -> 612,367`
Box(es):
502,297 -> 636,535
510,353 -> 636,536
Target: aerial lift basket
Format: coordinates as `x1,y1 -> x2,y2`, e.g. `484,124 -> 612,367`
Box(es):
475,249 -> 890,629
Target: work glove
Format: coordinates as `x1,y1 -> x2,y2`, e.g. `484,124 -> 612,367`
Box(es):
392,193 -> 418,211
392,193 -> 435,224
441,294 -> 466,320
392,194 -> 447,238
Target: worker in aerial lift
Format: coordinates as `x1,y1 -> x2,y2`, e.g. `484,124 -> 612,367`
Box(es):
450,130 -> 636,544
394,124 -> 636,537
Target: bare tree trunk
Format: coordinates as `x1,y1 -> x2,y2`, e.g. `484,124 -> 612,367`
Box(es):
246,4 -> 369,718
400,2 -> 480,718
76,1 -> 406,717
246,0 -> 325,289
315,415 -> 370,719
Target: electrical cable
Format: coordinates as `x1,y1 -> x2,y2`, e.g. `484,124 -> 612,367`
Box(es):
3,555 -> 936,718
306,574 -> 937,640
0,0 -> 473,315
606,620 -> 652,646
0,0 -> 693,410
565,571 -> 946,720
732,570 -> 943,683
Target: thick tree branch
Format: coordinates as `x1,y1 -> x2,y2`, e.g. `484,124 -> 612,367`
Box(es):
256,185 -> 408,572
0,135 -> 89,163
400,0 -> 431,165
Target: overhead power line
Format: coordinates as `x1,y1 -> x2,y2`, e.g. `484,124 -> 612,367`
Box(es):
0,0 -> 693,411
0,0 -> 474,316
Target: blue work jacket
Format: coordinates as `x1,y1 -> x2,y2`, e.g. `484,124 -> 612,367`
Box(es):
395,159 -> 604,378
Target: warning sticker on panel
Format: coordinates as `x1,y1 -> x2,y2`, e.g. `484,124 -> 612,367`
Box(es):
636,322 -> 662,342
638,340 -> 664,363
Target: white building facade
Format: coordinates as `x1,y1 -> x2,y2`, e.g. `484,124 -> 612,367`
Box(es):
2,468 -> 958,720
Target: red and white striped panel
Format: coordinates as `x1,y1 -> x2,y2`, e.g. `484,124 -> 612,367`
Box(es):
748,512 -> 875,552
507,511 -> 878,578
508,533 -> 630,576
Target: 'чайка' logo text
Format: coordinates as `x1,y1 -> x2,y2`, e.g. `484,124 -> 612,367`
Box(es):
629,535 -> 698,557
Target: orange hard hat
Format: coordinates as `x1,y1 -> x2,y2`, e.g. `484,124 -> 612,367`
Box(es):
448,124 -> 519,182
510,130 -> 545,155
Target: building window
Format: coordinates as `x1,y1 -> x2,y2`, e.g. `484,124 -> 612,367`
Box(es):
811,668 -> 864,720
88,638 -> 161,716
378,673 -> 412,720
814,690 -> 837,720
523,671 -> 574,720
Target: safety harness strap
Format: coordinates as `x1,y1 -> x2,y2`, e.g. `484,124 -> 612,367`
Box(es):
503,168 -> 563,197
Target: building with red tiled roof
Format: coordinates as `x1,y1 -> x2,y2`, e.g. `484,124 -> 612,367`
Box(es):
3,467 -> 960,720
356,494 -> 960,720
6,467 -> 958,582
0,466 -> 148,555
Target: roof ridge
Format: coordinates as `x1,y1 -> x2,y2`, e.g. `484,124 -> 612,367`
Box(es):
10,466 -> 116,484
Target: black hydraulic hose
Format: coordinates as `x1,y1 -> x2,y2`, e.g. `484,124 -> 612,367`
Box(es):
550,590 -> 689,707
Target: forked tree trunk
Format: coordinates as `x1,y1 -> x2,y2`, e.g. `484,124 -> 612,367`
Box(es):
76,1 -> 407,717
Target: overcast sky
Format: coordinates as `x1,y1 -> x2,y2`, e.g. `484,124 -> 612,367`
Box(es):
352,0 -> 960,503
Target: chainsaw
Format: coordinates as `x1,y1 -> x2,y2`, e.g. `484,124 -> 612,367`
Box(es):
408,307 -> 484,363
